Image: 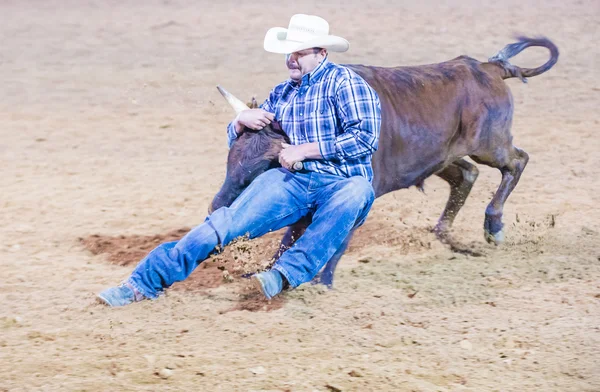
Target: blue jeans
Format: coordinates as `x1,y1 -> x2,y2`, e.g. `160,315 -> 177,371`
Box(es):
127,168 -> 375,298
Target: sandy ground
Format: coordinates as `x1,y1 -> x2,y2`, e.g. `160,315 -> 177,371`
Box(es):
1,0 -> 599,390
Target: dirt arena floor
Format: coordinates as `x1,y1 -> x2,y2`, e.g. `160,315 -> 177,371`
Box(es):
1,0 -> 599,390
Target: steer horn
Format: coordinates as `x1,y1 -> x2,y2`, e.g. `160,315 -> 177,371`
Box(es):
216,85 -> 250,114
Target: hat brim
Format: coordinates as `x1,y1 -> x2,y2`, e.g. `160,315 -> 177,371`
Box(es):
263,27 -> 349,54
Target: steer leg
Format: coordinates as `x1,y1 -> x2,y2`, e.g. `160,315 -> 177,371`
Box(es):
311,230 -> 355,288
241,219 -> 309,280
272,216 -> 310,260
471,146 -> 529,245
275,218 -> 354,289
434,159 -> 479,241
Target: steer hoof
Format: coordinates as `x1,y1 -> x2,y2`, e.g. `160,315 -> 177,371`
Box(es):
310,273 -> 334,289
484,213 -> 504,245
484,229 -> 505,245
433,225 -> 451,244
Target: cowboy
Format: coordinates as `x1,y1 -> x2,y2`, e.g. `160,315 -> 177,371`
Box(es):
97,14 -> 382,306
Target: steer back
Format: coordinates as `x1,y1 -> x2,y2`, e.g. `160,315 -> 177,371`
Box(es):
347,57 -> 511,197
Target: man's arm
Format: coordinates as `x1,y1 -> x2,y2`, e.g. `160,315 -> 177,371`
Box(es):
226,88 -> 280,148
318,76 -> 381,161
226,110 -> 275,147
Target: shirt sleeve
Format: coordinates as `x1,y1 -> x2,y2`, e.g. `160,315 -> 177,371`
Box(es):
225,86 -> 280,148
226,121 -> 239,148
318,76 -> 381,161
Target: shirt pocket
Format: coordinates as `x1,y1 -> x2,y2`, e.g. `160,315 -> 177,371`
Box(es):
306,98 -> 337,139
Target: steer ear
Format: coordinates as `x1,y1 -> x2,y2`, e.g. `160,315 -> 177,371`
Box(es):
248,96 -> 258,109
216,85 -> 250,114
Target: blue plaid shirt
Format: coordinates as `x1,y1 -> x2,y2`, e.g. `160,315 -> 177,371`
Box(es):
228,58 -> 381,182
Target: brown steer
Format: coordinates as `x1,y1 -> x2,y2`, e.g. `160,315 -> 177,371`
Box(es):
211,36 -> 559,286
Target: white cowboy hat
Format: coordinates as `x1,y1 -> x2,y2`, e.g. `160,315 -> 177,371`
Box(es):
263,14 -> 349,54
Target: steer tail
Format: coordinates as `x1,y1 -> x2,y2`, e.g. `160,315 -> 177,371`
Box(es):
487,36 -> 559,83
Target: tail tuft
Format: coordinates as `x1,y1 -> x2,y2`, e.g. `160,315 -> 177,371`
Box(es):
488,36 -> 559,82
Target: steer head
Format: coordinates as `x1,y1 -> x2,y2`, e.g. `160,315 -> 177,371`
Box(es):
209,86 -> 287,213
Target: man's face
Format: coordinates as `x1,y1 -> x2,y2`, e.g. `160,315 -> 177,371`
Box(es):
286,48 -> 326,82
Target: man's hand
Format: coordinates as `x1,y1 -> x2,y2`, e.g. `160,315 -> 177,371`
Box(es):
279,142 -> 323,170
279,143 -> 306,170
234,109 -> 275,134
